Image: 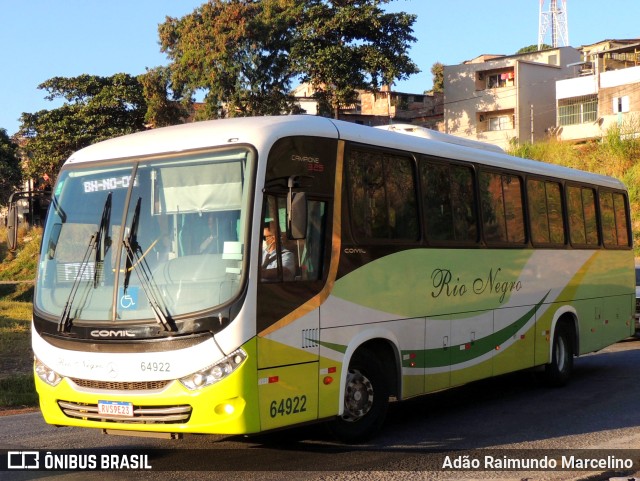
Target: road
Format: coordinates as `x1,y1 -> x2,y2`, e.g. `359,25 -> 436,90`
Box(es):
1,336 -> 640,481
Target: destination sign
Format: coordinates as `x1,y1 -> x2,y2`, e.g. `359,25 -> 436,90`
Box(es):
83,176 -> 137,193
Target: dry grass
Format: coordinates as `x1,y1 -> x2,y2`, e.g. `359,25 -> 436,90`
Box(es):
0,226 -> 38,407
509,124 -> 640,256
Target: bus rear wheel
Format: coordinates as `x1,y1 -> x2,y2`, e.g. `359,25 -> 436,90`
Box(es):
545,322 -> 574,387
328,348 -> 389,443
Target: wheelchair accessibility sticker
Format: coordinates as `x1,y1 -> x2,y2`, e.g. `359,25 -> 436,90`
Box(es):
118,287 -> 139,310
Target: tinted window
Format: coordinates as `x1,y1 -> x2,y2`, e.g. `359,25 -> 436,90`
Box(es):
527,179 -> 565,245
420,159 -> 477,243
348,149 -> 418,240
599,190 -> 630,247
479,171 -> 525,244
567,185 -> 598,246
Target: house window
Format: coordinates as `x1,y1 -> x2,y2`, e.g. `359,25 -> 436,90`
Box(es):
486,71 -> 514,89
558,95 -> 597,126
488,115 -> 513,131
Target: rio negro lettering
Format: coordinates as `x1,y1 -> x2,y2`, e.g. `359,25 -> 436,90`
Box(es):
430,267 -> 523,304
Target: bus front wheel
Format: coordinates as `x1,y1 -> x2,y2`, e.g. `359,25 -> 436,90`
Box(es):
328,348 -> 389,443
545,322 -> 574,387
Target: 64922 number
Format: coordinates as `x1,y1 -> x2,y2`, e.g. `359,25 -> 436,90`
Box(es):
269,395 -> 307,418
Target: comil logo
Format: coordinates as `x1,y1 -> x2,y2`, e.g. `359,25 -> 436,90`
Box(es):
90,330 -> 136,338
8,451 -> 39,469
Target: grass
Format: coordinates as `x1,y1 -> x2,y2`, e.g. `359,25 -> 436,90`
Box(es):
509,123 -> 640,257
0,226 -> 39,409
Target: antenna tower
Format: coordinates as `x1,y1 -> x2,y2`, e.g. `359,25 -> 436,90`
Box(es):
538,0 -> 569,49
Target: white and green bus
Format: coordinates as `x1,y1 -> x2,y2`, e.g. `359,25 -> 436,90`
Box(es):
32,116 -> 635,442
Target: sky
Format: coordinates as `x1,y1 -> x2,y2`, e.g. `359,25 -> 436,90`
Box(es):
1,0 -> 639,137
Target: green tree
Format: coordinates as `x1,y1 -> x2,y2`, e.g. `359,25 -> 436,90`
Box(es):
0,129 -> 22,206
159,0 -> 302,119
293,0 -> 420,118
516,44 -> 552,54
138,66 -> 190,128
18,73 -> 147,181
159,0 -> 419,120
430,61 -> 444,94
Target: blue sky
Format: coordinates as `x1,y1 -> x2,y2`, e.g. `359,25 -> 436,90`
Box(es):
1,0 -> 638,136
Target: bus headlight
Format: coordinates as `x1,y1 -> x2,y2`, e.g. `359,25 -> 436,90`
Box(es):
35,358 -> 62,387
179,349 -> 247,390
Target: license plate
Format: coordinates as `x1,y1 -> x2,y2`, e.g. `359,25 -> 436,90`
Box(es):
98,400 -> 134,417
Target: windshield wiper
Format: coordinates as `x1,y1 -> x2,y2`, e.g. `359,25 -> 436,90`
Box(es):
94,192 -> 112,287
57,234 -> 95,333
123,197 -> 140,293
123,198 -> 176,332
58,192 -> 112,333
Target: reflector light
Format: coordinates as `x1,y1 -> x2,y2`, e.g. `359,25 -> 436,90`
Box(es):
323,376 -> 333,385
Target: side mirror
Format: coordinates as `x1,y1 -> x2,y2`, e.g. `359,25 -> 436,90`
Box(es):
287,191 -> 307,240
7,204 -> 18,252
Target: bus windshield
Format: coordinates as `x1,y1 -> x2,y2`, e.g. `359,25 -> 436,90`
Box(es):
36,147 -> 252,325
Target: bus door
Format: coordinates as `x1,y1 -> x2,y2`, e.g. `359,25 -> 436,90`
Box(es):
256,136 -> 336,431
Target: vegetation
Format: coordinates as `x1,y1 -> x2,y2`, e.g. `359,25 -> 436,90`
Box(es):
430,62 -> 444,94
0,128 -> 22,206
291,0 -> 419,118
17,74 -> 150,184
0,226 -> 39,409
159,0 -> 419,120
509,121 -> 640,253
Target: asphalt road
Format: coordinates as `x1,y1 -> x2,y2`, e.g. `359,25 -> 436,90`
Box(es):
2,336 -> 640,481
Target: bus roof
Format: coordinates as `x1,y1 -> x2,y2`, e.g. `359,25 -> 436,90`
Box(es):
375,124 -> 506,154
65,115 -> 625,191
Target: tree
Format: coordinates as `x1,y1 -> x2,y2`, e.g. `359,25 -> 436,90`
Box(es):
430,62 -> 444,94
292,0 -> 420,118
0,129 -> 22,206
18,73 -> 147,181
138,67 -> 190,128
159,0 -> 420,120
516,44 -> 552,54
158,0 -> 302,119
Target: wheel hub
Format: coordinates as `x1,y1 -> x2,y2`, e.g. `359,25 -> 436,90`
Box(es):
342,368 -> 374,422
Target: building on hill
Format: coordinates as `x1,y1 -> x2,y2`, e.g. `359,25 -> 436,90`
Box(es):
292,83 -> 443,130
443,47 -> 582,150
555,39 -> 640,143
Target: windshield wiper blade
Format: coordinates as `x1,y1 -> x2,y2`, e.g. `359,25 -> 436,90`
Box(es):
123,197 -> 141,292
94,192 -> 112,288
58,233 -> 96,333
58,192 -> 113,333
122,198 -> 175,332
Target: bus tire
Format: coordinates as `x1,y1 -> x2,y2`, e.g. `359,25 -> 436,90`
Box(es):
545,322 -> 574,387
328,348 -> 389,443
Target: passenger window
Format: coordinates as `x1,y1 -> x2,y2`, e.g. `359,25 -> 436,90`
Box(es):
347,149 -> 418,241
479,171 -> 525,245
567,186 -> 599,246
599,190 -> 630,248
420,160 -> 477,243
527,179 -> 565,245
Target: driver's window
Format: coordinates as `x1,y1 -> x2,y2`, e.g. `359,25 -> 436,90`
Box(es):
260,195 -> 326,282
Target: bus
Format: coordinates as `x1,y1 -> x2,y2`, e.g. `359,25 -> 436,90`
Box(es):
32,115 -> 635,442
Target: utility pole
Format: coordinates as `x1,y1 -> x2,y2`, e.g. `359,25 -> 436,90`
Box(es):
531,104 -> 535,143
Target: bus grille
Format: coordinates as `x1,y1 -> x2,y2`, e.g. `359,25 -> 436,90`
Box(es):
70,378 -> 171,391
57,400 -> 192,424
